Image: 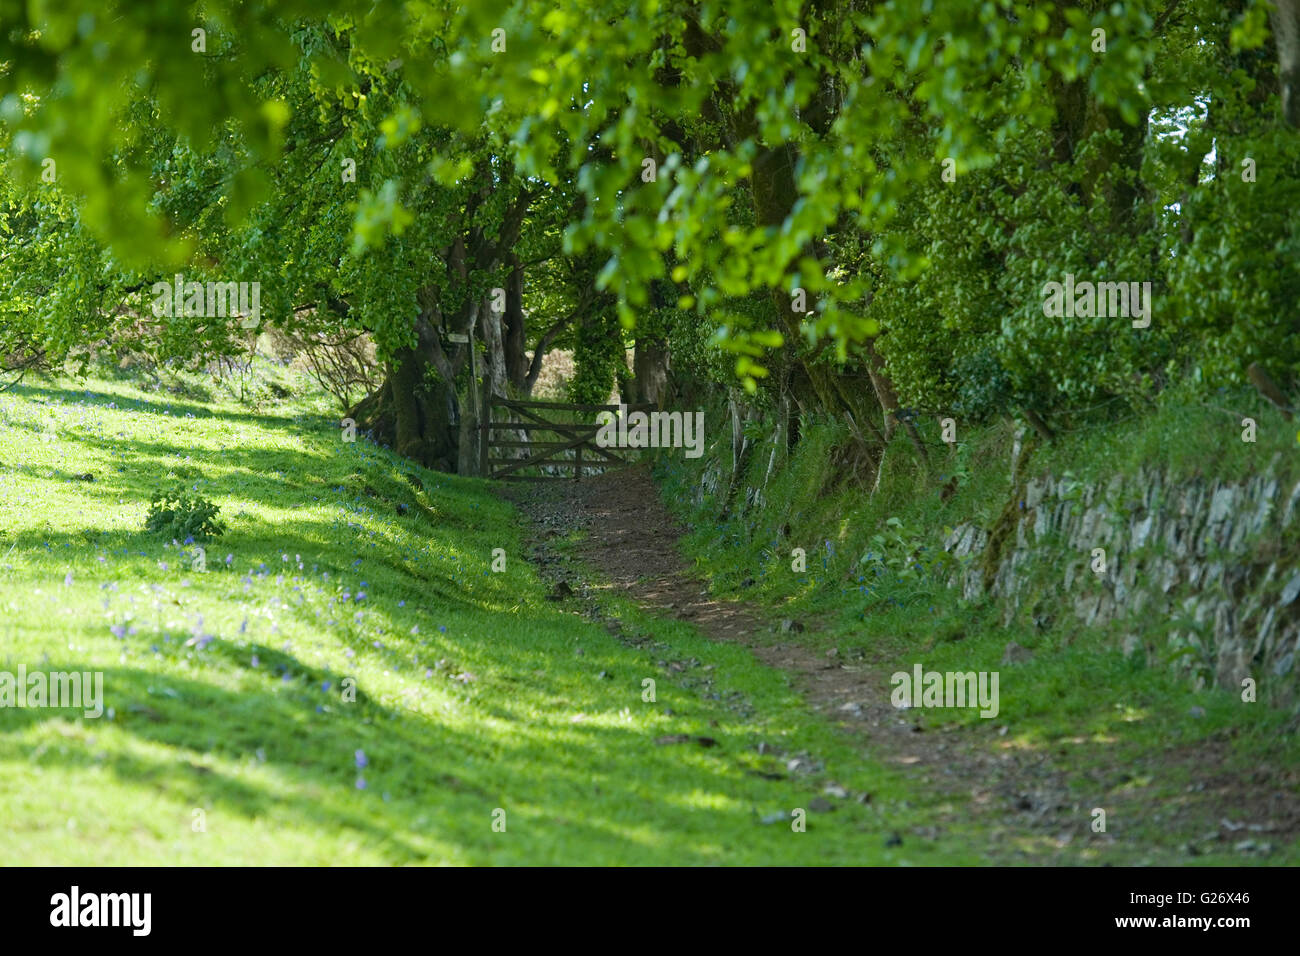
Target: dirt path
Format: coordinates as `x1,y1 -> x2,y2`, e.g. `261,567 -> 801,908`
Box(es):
501,466 -> 1297,863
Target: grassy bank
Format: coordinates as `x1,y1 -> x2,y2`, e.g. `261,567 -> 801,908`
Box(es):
0,362 -> 977,864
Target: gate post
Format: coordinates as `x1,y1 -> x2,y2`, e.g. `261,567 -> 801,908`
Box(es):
480,397 -> 491,478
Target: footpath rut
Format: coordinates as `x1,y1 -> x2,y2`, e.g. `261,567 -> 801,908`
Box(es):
501,465 -> 1295,863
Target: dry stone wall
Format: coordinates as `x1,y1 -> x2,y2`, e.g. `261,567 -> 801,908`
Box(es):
944,456 -> 1300,701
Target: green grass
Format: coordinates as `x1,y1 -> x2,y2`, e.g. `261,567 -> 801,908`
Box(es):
0,361 -> 984,865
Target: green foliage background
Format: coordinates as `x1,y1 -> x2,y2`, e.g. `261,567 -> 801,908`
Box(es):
2,0 -> 1297,428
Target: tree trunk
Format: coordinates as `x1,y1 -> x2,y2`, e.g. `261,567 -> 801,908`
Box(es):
750,143 -> 888,448
1078,101 -> 1149,233
480,296 -> 509,402
633,338 -> 671,408
862,337 -> 901,438
373,333 -> 458,472
861,336 -> 928,463
1274,0 -> 1300,126
503,254 -> 530,391
349,310 -> 465,472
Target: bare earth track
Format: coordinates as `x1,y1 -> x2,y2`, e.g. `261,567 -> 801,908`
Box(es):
501,466 -> 1299,863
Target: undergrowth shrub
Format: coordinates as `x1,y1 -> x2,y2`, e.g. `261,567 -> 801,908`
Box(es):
144,485 -> 227,540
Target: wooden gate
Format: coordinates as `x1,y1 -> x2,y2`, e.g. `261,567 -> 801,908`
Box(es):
480,398 -> 654,480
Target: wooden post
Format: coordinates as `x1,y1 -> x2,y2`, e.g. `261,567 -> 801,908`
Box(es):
480,396 -> 491,479
465,329 -> 478,476
574,440 -> 582,481
466,328 -> 490,478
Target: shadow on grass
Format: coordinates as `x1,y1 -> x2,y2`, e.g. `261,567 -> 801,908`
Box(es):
0,649 -> 766,864
4,381 -> 307,429
0,377 -> 795,863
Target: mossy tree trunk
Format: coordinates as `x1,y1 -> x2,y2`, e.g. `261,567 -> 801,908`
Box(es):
349,188 -> 533,473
